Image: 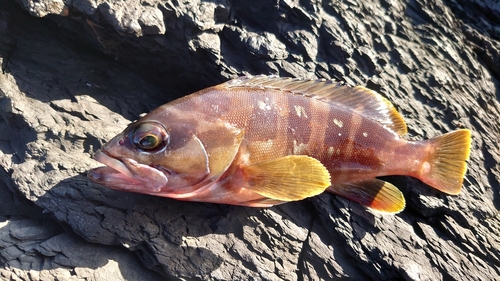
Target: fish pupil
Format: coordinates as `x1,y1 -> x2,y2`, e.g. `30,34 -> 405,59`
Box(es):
139,135 -> 159,149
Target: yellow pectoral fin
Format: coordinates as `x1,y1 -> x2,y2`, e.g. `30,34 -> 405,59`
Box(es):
241,155 -> 331,201
328,179 -> 406,214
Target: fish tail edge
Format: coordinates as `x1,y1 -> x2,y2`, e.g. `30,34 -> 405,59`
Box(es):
420,129 -> 472,195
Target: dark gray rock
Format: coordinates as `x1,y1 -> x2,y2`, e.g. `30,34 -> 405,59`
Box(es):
1,0 -> 499,280
0,215 -> 165,280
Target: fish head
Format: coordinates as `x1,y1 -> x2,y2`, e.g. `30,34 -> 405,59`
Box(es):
88,110 -> 244,197
88,117 -> 212,195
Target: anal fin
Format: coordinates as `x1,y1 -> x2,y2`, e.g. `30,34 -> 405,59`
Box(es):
327,179 -> 406,213
241,155 -> 331,201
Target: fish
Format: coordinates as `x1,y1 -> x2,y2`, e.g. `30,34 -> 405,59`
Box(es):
88,76 -> 472,213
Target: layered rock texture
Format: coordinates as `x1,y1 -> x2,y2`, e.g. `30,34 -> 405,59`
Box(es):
0,0 -> 499,280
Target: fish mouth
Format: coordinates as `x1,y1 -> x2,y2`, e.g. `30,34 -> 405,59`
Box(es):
88,150 -> 168,193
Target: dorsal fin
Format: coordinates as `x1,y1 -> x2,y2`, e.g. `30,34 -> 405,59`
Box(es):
222,76 -> 408,136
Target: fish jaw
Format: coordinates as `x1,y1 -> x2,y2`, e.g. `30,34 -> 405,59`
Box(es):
88,150 -> 168,193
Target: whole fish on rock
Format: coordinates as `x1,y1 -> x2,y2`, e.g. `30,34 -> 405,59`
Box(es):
88,76 -> 471,213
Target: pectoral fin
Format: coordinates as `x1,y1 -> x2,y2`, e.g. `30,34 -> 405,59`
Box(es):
241,155 -> 331,201
328,179 -> 406,213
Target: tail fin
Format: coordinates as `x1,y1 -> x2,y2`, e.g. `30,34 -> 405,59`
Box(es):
419,129 -> 471,194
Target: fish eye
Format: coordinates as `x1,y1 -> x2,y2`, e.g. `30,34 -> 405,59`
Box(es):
130,122 -> 169,152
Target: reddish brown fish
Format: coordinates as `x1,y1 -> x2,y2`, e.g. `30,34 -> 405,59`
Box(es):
88,76 -> 471,213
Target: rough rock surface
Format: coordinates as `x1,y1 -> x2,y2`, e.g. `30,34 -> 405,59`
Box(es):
0,0 -> 499,280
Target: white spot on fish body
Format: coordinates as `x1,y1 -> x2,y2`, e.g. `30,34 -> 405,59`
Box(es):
294,105 -> 308,118
256,139 -> 274,151
256,97 -> 274,111
333,118 -> 343,128
327,147 -> 335,157
258,100 -> 269,110
292,139 -> 308,154
363,132 -> 368,137
422,161 -> 431,174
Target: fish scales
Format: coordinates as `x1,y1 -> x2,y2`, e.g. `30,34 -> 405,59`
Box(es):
88,76 -> 471,213
177,87 -> 398,181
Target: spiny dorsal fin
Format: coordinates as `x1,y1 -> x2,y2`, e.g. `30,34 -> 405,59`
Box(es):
223,75 -> 408,136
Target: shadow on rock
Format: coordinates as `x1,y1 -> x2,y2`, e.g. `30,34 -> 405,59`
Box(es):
0,215 -> 166,281
0,0 -> 170,121
33,173 -> 340,279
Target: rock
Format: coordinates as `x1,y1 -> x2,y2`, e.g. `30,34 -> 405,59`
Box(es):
0,216 -> 165,281
1,0 -> 499,280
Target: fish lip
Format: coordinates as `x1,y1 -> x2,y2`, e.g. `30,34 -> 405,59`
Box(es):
88,150 -> 168,193
93,149 -> 135,178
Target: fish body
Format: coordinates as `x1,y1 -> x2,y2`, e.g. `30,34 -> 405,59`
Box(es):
89,76 -> 471,213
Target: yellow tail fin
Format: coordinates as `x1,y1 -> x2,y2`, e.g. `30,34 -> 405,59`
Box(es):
420,129 -> 471,194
